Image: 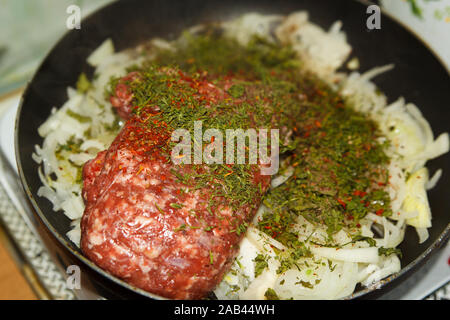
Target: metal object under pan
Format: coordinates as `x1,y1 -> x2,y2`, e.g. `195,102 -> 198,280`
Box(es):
14,0 -> 450,299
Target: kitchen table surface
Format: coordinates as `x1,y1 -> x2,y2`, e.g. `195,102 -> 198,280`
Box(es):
0,227 -> 36,299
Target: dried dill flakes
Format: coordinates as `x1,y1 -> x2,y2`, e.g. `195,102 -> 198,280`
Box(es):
105,32 -> 394,281
75,167 -> 83,184
155,33 -> 300,79
259,74 -> 393,240
55,136 -> 82,156
170,203 -> 184,209
104,117 -> 122,133
327,259 -> 336,272
350,235 -> 377,247
228,284 -> 240,294
227,84 -> 245,98
53,137 -> 85,185
106,33 -> 308,214
253,254 -> 269,278
295,279 -> 321,289
275,243 -> 311,275
407,0 -> 423,18
235,257 -> 243,269
173,224 -> 186,232
170,168 -> 189,184
66,109 -> 91,123
378,247 -> 402,258
154,203 -> 165,215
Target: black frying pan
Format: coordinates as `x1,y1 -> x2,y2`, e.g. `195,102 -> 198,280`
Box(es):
15,0 -> 450,299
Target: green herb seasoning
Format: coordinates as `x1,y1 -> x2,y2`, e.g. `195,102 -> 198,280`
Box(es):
108,30 -> 392,258
67,109 -> 91,123
253,254 -> 269,278
257,69 -> 392,243
378,247 -> 402,258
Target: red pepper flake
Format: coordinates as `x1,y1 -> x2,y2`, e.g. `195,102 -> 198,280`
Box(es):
337,199 -> 346,208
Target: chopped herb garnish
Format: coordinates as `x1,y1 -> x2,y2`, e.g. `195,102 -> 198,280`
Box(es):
173,224 -> 186,232
76,72 -> 92,93
378,247 -> 402,258
328,259 -> 336,272
264,288 -> 280,300
296,280 -> 314,289
103,31 -> 394,291
348,235 -> 377,247
227,84 -> 245,98
155,203 -> 165,215
66,109 -> 91,123
170,203 -> 183,209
